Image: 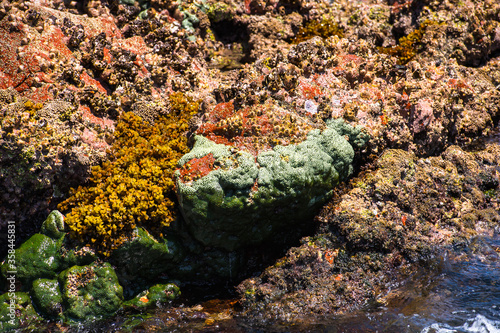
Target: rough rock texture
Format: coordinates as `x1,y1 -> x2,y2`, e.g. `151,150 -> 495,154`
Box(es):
123,283 -> 180,309
237,143 -> 500,322
0,292 -> 42,331
0,0 -> 500,329
58,262 -> 123,320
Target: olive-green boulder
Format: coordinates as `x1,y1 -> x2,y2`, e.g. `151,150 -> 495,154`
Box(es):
110,228 -> 184,296
1,233 -> 63,288
175,121 -> 368,250
40,210 -> 66,240
59,262 -> 123,320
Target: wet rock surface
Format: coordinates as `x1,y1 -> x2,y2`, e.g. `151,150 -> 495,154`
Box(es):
237,144 -> 500,322
0,0 -> 499,329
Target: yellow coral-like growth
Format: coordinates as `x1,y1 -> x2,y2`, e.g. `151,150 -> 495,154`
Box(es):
378,20 -> 437,64
58,93 -> 199,256
292,18 -> 344,44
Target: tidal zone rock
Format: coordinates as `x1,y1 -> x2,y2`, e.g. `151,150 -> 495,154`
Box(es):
175,100 -> 369,250
0,211 -> 182,327
237,144 -> 500,322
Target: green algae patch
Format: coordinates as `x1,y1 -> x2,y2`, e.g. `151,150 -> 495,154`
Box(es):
0,292 -> 42,331
59,262 -> 123,321
123,283 -> 180,309
40,210 -> 66,240
176,121 -> 367,250
1,233 -> 63,288
31,278 -> 63,319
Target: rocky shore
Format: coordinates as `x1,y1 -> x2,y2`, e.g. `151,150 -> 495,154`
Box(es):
1,0 -> 499,330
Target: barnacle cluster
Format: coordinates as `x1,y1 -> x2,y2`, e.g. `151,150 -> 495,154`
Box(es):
292,18 -> 344,44
0,90 -> 104,235
58,92 -> 199,256
378,20 -> 436,64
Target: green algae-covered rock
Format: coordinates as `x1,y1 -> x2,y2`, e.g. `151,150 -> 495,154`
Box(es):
123,283 -> 180,309
0,233 -> 63,287
59,262 -> 123,320
0,292 -> 42,331
176,121 -> 366,250
59,241 -> 98,268
110,228 -> 184,297
31,278 -> 63,319
40,210 -> 66,240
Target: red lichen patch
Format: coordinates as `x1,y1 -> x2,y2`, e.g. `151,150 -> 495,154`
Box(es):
23,85 -> 54,103
103,47 -> 113,64
0,16 -> 73,102
196,100 -> 318,156
38,24 -> 74,59
298,79 -> 323,100
79,72 -> 107,94
118,36 -> 151,56
178,153 -> 217,182
79,105 -> 115,131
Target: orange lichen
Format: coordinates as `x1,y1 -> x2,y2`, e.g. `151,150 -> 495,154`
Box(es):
178,153 -> 218,182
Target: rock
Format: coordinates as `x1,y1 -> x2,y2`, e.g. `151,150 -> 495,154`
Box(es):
31,278 -> 63,319
123,283 -> 180,309
40,210 -> 66,240
0,292 -> 42,331
58,262 -> 123,320
237,144 -> 500,322
1,233 -> 63,287
176,120 -> 367,250
110,227 -> 184,298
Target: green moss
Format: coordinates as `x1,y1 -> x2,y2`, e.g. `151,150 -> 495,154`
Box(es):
0,292 -> 42,331
31,279 -> 63,319
123,283 -> 180,309
110,227 -> 184,298
1,233 -> 63,287
40,210 -> 66,240
58,262 -> 123,321
58,93 -> 199,256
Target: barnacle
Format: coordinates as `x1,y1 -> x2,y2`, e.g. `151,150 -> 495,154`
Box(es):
58,93 -> 199,255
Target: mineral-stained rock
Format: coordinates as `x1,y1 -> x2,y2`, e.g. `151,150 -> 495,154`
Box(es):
58,262 -> 123,320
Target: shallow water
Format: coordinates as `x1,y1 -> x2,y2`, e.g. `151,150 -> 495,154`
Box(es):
66,235 -> 500,333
